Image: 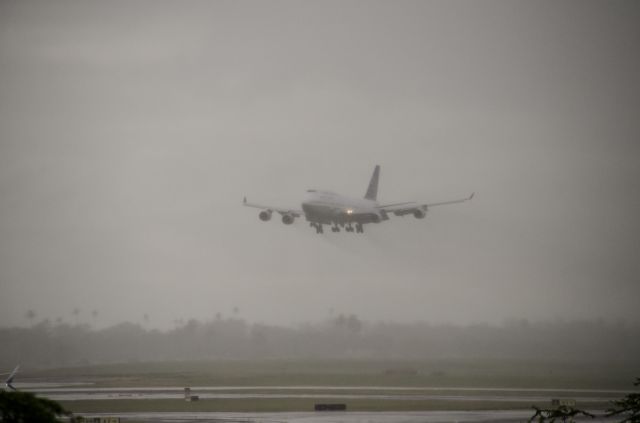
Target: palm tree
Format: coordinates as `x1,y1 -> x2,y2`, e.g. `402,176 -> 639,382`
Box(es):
25,309 -> 36,326
71,308 -> 81,325
90,310 -> 98,328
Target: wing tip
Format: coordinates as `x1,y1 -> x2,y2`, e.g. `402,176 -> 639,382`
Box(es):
5,364 -> 19,388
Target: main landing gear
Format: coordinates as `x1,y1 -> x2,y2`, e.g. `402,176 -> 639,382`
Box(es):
311,223 -> 324,234
346,223 -> 364,233
311,222 -> 364,234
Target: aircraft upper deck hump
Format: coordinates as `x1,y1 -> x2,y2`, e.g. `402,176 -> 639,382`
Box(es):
364,165 -> 380,201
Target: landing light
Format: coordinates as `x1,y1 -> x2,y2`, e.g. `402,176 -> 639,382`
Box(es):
346,209 -> 354,215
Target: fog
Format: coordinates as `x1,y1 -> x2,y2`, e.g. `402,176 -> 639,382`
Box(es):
1,1 -> 639,330
3,317 -> 640,368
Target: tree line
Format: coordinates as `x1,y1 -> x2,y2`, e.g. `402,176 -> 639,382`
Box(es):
1,316 -> 639,368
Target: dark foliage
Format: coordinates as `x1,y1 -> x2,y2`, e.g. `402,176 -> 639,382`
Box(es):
0,390 -> 70,423
607,378 -> 640,423
529,405 -> 595,423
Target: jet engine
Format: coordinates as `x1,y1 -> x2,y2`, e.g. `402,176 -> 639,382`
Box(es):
413,209 -> 426,219
259,210 -> 272,221
281,214 -> 295,225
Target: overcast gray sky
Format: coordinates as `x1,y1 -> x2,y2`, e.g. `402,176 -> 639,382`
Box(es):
1,0 -> 639,329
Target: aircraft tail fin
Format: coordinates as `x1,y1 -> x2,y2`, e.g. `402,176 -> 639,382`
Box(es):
364,165 -> 380,201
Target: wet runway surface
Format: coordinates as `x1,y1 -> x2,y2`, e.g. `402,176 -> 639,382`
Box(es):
75,410 -> 616,423
19,384 -> 623,421
26,385 -> 621,404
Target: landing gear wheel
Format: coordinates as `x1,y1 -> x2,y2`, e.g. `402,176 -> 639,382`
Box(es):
312,223 -> 324,234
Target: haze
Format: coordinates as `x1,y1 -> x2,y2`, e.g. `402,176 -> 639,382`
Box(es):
1,0 -> 639,330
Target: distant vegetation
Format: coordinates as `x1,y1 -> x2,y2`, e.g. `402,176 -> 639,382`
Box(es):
1,316 -> 639,368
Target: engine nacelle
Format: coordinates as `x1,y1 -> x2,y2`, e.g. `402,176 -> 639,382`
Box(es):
259,210 -> 272,221
413,209 -> 426,219
281,214 -> 295,225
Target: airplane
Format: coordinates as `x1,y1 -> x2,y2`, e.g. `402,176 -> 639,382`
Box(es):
243,165 -> 473,234
1,364 -> 19,391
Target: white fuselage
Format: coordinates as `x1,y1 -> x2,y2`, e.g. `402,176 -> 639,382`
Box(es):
301,190 -> 384,225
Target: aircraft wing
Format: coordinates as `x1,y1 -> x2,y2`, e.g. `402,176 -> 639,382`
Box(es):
379,193 -> 474,216
4,364 -> 19,391
242,197 -> 303,217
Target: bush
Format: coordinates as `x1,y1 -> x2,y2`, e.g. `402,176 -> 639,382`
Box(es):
0,390 -> 70,423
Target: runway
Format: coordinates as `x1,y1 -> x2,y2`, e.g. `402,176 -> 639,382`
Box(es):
19,383 -> 623,421
71,410 -> 616,423
27,385 -> 620,404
